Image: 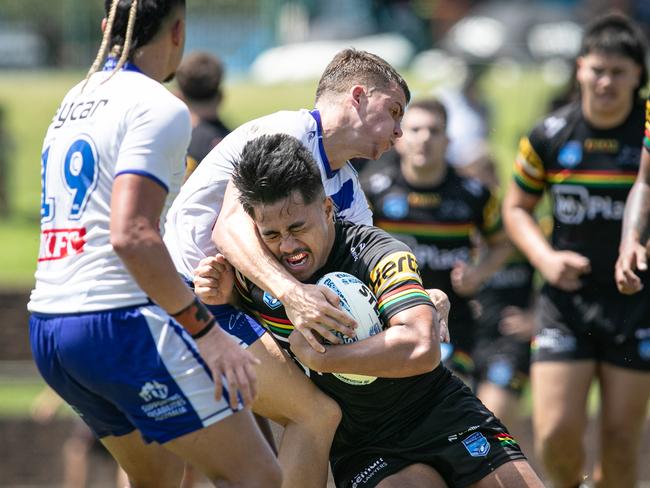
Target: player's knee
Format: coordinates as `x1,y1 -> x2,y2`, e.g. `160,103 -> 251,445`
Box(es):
299,391 -> 342,433
535,423 -> 583,460
600,422 -> 641,457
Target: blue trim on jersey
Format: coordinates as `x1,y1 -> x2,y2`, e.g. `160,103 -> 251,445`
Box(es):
309,109 -> 337,179
103,57 -> 143,73
330,178 -> 355,213
115,170 -> 169,193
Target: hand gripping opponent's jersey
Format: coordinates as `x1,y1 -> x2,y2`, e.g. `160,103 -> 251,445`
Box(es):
29,62 -> 191,313
362,166 -> 501,340
234,220 -> 445,451
163,109 -> 373,279
513,100 -> 645,289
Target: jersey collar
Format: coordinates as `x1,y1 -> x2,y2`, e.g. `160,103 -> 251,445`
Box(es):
103,57 -> 143,74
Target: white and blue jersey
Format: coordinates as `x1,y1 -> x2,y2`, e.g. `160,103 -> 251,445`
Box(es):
164,108 -> 373,280
28,61 -> 241,442
29,61 -> 190,314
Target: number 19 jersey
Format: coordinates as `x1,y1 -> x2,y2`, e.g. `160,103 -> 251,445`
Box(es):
28,66 -> 191,314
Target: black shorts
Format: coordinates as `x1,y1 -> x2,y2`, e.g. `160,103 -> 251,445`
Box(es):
445,307 -> 477,377
331,372 -> 526,488
532,284 -> 650,371
473,336 -> 530,395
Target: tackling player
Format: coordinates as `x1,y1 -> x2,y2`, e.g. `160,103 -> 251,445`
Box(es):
205,133 -> 544,488
164,48 -> 413,350
173,47 -> 414,488
503,12 -> 650,488
27,1 -> 280,486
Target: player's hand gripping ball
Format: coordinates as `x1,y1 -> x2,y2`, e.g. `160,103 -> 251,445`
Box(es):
317,272 -> 383,385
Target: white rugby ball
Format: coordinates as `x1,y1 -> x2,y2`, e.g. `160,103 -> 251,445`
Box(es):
316,271 -> 383,385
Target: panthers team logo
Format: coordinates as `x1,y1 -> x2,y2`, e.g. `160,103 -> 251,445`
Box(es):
382,193 -> 409,219
263,292 -> 282,309
558,141 -> 582,168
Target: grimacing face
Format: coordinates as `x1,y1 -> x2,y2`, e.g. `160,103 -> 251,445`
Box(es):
576,51 -> 641,118
395,106 -> 448,173
253,192 -> 335,282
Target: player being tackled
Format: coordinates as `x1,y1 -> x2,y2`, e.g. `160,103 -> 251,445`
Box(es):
196,133 -> 545,488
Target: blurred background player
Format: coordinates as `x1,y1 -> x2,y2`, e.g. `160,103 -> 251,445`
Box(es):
360,97 -> 511,381
27,1 -> 280,486
175,50 -> 230,180
31,386 -> 129,488
503,12 -> 650,488
462,153 -> 537,437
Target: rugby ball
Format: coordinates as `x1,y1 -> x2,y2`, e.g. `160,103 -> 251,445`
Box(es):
316,271 -> 383,385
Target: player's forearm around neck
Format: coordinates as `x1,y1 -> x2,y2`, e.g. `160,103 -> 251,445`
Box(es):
213,205 -> 300,300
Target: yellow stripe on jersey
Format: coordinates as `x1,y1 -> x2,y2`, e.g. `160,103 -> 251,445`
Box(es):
234,270 -> 253,305
513,136 -> 546,193
368,251 -> 423,297
481,193 -> 502,235
645,100 -> 650,150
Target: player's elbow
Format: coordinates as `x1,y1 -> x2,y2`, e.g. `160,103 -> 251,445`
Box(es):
410,336 -> 440,374
111,220 -> 156,260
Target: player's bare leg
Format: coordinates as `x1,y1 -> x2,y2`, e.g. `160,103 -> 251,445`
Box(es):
531,360 -> 595,487
377,463 -> 448,488
476,382 -> 522,437
102,431 -> 184,488
594,363 -> 650,488
255,414 -> 278,453
471,459 -> 544,487
103,410 -> 282,488
250,333 -> 342,488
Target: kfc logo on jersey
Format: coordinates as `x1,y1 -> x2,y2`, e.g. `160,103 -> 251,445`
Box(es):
38,227 -> 87,262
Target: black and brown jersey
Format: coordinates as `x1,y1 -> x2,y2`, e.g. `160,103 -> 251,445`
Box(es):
185,117 -> 230,174
234,220 -> 445,450
362,166 -> 500,350
513,100 -> 644,288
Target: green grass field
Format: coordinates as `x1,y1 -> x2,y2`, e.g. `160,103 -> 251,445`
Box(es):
0,67 -> 558,288
0,67 -> 561,415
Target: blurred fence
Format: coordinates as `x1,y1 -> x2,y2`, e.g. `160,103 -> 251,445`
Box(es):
0,0 -> 287,73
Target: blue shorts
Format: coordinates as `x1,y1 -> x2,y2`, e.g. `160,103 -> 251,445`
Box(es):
30,304 -> 240,444
181,275 -> 266,347
208,303 -> 266,347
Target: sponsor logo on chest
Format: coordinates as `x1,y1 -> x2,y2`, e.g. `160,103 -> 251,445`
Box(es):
38,227 -> 87,261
